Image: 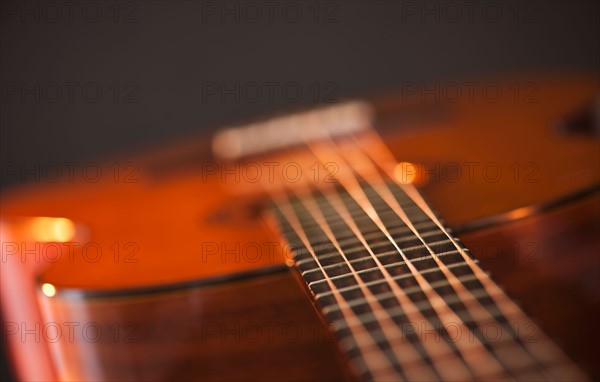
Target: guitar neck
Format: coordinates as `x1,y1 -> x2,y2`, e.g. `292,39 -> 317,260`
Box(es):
214,101 -> 586,381
270,177 -> 581,381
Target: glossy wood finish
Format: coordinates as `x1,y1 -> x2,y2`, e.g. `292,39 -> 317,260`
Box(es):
376,73 -> 600,227
38,272 -> 354,381
0,74 -> 597,291
1,73 -> 598,380
461,194 -> 600,380
36,193 -> 600,381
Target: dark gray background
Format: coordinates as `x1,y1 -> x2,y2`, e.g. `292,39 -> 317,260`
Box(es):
0,1 -> 598,380
1,0 -> 598,189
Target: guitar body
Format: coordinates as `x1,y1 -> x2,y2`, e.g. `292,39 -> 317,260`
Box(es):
1,73 -> 598,381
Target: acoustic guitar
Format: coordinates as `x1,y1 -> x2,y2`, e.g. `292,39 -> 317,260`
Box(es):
1,73 -> 598,381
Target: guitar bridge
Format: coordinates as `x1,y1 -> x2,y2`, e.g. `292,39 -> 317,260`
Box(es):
211,101 -> 374,161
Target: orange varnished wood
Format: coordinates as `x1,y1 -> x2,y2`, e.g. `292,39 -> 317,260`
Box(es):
1,73 -> 599,381
0,74 -> 597,290
376,73 -> 600,227
460,194 -> 600,380
34,193 -> 600,381
38,272 -> 355,382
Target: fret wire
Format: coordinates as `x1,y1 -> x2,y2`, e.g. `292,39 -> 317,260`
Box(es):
350,130 -> 585,380
352,130 -> 530,315
365,348 -> 561,382
306,248 -> 470,287
360,179 -> 524,322
291,201 -> 424,222
318,181 -> 572,380
302,238 -> 458,276
340,309 -> 551,366
290,187 -> 441,381
257,112 -> 585,380
291,161 -> 476,379
303,135 -> 518,379
293,192 -> 419,212
330,282 -> 496,330
319,267 -> 483,309
308,196 -> 474,380
293,221 -> 441,263
260,168 -> 388,378
278,157 -> 556,380
270,199 -> 402,382
295,228 -> 449,267
334,293 -> 548,371
289,214 -> 423,238
353,137 -> 534,323
278,132 -> 475,379
339,135 -> 555,378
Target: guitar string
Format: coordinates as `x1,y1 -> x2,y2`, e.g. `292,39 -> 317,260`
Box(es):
306,185 -> 476,380
336,134 -> 552,379
351,128 -> 585,380
300,135 -> 511,381
268,142 -> 465,379
273,148 -> 425,380
280,115 -> 477,380
330,132 -> 548,374
260,167 -> 403,381
286,181 -> 444,381
290,109 -> 513,379
243,105 -> 582,380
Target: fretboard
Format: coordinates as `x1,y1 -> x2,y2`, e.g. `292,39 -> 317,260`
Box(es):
213,101 -> 586,381
271,179 -> 584,381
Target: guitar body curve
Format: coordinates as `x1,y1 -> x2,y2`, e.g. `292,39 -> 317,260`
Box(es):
1,73 -> 598,381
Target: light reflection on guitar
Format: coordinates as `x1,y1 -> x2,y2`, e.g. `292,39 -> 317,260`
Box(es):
1,73 -> 598,381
